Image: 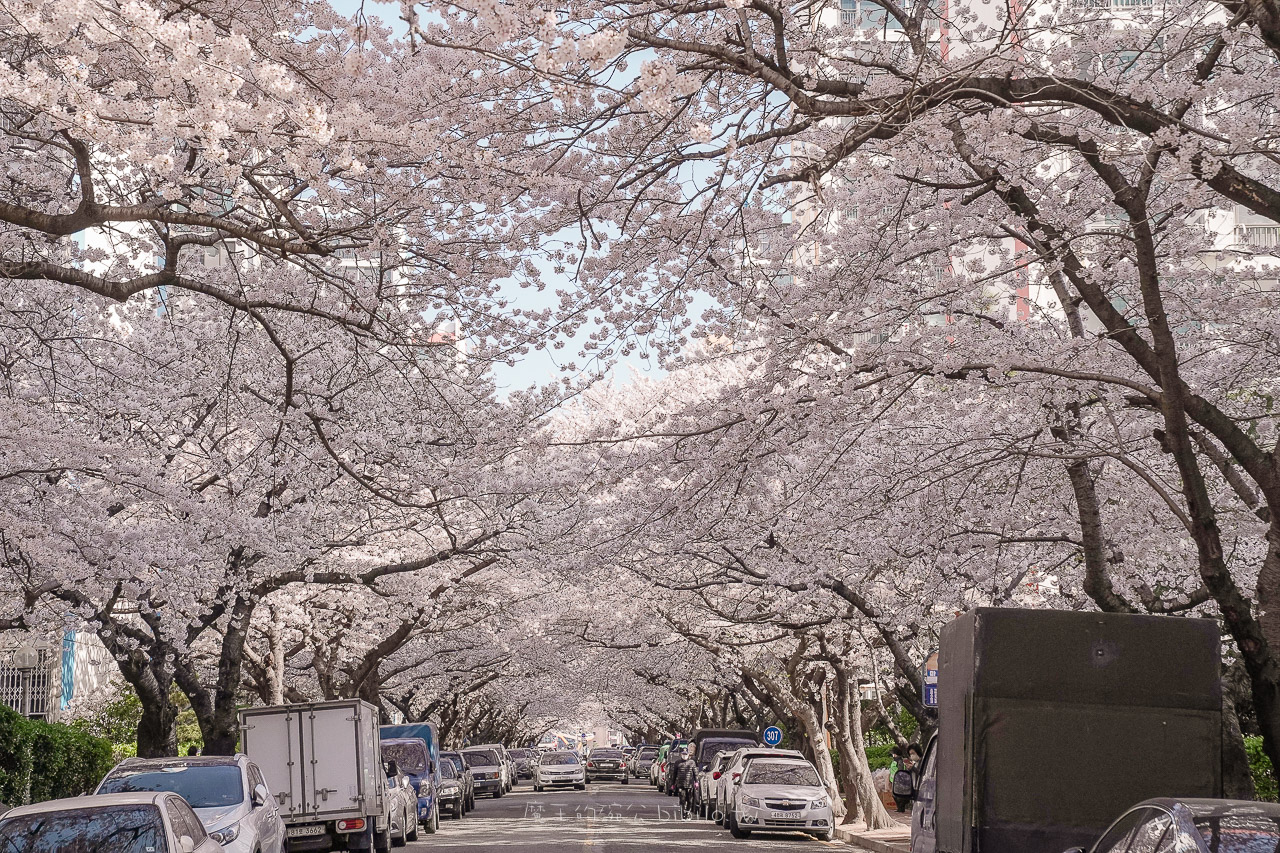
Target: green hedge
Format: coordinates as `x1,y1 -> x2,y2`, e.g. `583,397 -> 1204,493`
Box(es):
866,744 -> 895,771
0,704 -> 114,806
1247,736 -> 1279,803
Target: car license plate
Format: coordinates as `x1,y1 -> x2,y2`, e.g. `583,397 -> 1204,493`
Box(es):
287,825 -> 326,837
770,811 -> 794,819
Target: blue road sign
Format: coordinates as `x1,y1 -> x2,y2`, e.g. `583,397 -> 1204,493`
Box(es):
923,683 -> 938,707
763,726 -> 783,746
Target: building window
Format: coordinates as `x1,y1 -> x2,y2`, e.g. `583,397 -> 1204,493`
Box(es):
0,648 -> 53,719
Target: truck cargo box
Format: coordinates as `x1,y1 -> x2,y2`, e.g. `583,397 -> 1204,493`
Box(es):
936,608 -> 1221,853
239,699 -> 386,828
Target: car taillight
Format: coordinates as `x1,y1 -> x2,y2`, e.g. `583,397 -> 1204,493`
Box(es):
336,818 -> 366,833
712,771 -> 721,780
732,772 -> 741,781
587,762 -> 594,767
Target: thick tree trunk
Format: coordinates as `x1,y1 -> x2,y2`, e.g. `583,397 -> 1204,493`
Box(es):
833,665 -> 896,828
1223,661 -> 1257,800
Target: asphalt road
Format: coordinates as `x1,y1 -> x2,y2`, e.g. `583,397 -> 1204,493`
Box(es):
409,779 -> 840,851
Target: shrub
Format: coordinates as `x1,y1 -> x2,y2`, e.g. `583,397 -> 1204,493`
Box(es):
866,744 -> 895,771
1246,736 -> 1279,803
0,704 -> 115,806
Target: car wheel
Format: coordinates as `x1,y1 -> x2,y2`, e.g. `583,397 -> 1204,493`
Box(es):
374,826 -> 392,853
813,830 -> 832,841
622,777 -> 629,785
534,784 -> 543,792
574,783 -> 586,790
495,788 -> 504,799
425,806 -> 439,834
728,812 -> 751,839
406,812 -> 419,841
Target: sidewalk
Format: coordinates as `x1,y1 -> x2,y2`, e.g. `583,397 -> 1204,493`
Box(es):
833,811 -> 912,852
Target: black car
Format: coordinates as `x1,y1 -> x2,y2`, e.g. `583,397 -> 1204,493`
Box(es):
436,757 -> 466,818
1066,798 -> 1280,853
631,745 -> 659,778
508,748 -> 535,780
440,751 -> 476,812
585,748 -> 628,784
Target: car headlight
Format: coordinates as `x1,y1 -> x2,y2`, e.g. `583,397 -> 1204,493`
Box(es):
209,823 -> 241,845
443,782 -> 460,792
740,795 -> 761,808
811,797 -> 830,809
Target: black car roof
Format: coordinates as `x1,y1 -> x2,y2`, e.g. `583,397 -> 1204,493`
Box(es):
1144,798 -> 1280,818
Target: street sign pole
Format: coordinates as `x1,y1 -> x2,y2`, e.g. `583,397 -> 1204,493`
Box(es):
922,650 -> 939,708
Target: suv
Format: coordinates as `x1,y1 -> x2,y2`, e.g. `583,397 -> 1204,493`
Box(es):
688,730 -> 759,817
631,745 -> 659,778
508,748 -> 535,782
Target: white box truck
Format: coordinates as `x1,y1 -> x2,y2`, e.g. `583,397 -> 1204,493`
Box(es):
239,699 -> 390,853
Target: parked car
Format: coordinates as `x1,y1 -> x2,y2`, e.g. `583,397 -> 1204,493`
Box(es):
697,753 -> 735,820
586,748 -> 628,784
1066,799 -> 1280,853
437,757 -> 466,819
650,746 -> 666,787
508,748 -> 535,781
726,758 -> 834,841
96,754 -> 286,853
533,751 -> 587,791
383,763 -> 418,846
663,742 -> 692,796
660,732 -> 691,794
713,747 -> 805,826
0,792 -> 222,853
379,737 -> 439,835
440,751 -> 476,812
462,746 -> 507,798
632,745 -> 659,779
688,730 -> 758,817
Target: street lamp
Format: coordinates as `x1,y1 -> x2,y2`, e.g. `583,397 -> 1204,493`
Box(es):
11,644 -> 40,719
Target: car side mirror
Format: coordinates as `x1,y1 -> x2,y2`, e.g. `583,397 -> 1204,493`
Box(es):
179,836 -> 196,853
252,784 -> 269,808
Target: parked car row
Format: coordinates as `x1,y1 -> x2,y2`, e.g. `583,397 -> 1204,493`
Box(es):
0,700 -> 549,853
646,728 -> 834,842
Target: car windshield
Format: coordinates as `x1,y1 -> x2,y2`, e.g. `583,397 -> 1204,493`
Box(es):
380,742 -> 428,774
637,748 -> 658,759
0,805 -> 165,853
98,764 -> 243,808
463,749 -> 500,767
542,753 -> 580,766
744,763 -> 821,787
699,739 -> 757,768
591,750 -> 623,759
440,761 -> 457,780
1194,813 -> 1280,852
442,754 -> 466,771
508,750 -> 531,759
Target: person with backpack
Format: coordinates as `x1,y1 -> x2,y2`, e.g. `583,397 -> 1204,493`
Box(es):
891,747 -> 917,813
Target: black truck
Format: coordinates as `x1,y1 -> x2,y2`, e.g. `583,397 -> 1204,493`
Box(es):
912,607 -> 1222,853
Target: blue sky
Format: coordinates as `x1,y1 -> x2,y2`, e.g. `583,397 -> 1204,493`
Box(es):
326,0 -> 670,394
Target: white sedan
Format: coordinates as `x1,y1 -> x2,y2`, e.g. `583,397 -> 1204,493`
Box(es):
727,758 -> 835,841
0,791 -> 222,853
534,751 -> 587,791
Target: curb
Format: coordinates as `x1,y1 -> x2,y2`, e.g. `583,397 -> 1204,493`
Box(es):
832,825 -> 912,853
